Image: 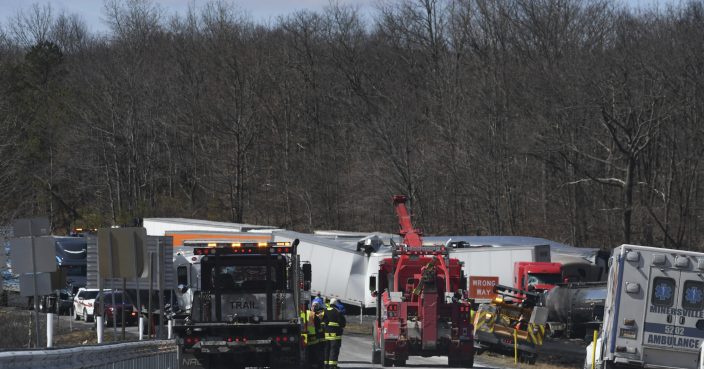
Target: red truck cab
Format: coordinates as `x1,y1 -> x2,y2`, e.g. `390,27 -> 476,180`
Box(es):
514,262 -> 562,293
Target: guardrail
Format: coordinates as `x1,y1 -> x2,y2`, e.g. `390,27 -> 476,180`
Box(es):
0,339 -> 177,369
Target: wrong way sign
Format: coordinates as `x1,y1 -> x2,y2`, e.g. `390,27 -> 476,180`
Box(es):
468,276 -> 499,299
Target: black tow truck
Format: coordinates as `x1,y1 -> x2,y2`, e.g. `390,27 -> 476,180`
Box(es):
172,239 -> 311,369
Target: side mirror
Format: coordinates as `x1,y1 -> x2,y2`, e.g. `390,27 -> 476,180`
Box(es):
369,275 -> 377,292
302,263 -> 312,292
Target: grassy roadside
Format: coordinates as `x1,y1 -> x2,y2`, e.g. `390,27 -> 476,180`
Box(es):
0,306 -> 137,349
478,350 -> 583,369
344,320 -> 373,335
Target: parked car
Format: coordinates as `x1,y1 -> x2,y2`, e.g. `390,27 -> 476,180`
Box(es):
38,289 -> 74,315
94,291 -> 138,327
73,288 -> 106,322
57,289 -> 74,315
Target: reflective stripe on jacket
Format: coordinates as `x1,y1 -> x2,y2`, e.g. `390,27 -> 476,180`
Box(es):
322,306 -> 346,336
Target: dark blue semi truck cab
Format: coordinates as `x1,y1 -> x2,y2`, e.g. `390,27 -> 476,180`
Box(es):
54,236 -> 88,291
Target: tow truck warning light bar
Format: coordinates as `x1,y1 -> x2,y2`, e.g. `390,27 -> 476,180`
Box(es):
192,241 -> 294,255
393,244 -> 448,256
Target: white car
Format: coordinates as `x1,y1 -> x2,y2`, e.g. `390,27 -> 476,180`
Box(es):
73,288 -> 107,322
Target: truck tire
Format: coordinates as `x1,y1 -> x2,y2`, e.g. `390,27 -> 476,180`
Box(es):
372,350 -> 381,365
380,338 -> 392,367
372,325 -> 381,364
395,358 -> 406,367
466,354 -> 474,368
381,355 -> 393,367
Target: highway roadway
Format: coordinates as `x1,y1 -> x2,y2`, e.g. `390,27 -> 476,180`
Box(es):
339,334 -> 505,369
60,310 -> 584,369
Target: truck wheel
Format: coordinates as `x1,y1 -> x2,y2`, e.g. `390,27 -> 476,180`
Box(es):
372,350 -> 381,364
74,308 -> 80,320
380,339 -> 392,367
465,355 -> 474,368
85,309 -> 94,323
372,326 -> 381,364
395,359 -> 406,367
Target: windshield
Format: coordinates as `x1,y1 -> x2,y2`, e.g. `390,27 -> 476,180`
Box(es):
201,257 -> 286,292
103,293 -> 126,303
81,291 -> 99,299
64,265 -> 86,276
212,265 -> 278,290
527,273 -> 562,286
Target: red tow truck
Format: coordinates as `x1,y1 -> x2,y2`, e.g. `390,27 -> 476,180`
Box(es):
370,195 -> 474,367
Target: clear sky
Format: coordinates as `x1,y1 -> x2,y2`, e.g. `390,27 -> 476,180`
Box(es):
0,0 -> 680,35
0,0 -> 374,34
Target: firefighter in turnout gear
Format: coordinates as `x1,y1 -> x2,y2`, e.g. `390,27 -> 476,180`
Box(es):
304,301 -> 324,369
314,302 -> 326,368
322,298 -> 346,369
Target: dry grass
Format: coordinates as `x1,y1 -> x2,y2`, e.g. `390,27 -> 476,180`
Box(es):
0,308 -> 35,348
345,321 -> 373,335
478,349 -> 583,369
0,306 -> 137,349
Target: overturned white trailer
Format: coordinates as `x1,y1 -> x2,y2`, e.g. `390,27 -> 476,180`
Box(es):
138,219 -> 607,312
143,218 -> 277,236
273,231 -> 376,310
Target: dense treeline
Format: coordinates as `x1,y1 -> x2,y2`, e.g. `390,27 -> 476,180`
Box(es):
1,0 -> 703,250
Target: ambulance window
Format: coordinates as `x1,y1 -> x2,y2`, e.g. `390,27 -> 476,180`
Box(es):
682,281 -> 704,310
651,277 -> 675,307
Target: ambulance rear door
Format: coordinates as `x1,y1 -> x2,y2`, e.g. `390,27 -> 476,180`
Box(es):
642,266 -> 704,368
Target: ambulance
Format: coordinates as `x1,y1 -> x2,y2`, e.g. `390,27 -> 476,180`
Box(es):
586,245 -> 704,369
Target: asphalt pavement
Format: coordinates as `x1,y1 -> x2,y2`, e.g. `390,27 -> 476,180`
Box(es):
339,334 -> 506,369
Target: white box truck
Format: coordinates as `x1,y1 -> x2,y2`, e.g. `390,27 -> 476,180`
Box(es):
586,244 -> 704,369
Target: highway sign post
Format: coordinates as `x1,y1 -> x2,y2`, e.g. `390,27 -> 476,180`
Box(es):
96,227 -> 147,341
11,217 -> 53,348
